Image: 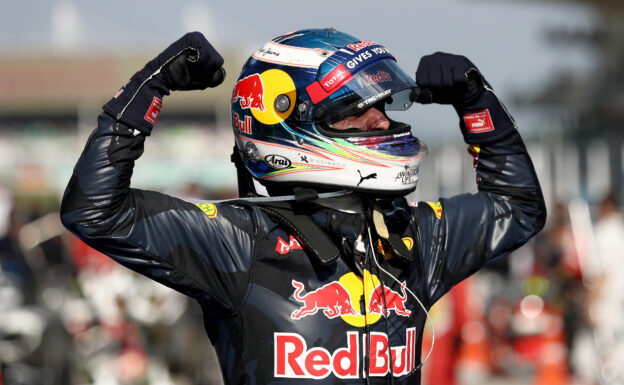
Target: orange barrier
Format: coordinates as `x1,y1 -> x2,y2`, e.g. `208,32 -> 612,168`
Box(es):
532,310 -> 570,385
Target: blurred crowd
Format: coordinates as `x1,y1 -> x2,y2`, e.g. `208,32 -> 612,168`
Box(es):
0,184 -> 622,385
420,190 -> 624,385
0,184 -> 229,385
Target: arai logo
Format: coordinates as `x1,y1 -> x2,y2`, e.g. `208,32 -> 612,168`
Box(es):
265,154 -> 292,169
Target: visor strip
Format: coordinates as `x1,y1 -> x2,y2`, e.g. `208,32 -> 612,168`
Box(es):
306,45 -> 395,104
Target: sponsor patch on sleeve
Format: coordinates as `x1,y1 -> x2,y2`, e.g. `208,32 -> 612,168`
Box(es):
463,109 -> 494,134
196,203 -> 217,218
144,97 -> 162,124
426,201 -> 443,220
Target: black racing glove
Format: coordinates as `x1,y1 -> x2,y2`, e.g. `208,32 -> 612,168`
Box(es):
415,52 -> 516,144
103,32 -> 225,134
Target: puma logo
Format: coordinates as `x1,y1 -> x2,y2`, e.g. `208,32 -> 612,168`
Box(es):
357,170 -> 377,187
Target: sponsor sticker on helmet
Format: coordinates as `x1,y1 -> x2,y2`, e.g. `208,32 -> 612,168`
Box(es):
252,41 -> 327,68
463,109 -> 495,133
363,70 -> 392,85
344,46 -> 392,71
232,74 -> 266,112
356,170 -> 377,187
232,112 -> 252,134
264,154 -> 292,170
320,64 -> 352,92
395,166 -> 418,185
346,40 -> 378,52
306,45 -> 394,104
233,69 -> 296,125
357,89 -> 391,109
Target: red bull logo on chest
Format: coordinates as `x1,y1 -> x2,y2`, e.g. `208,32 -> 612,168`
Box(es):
279,272 -> 418,379
369,281 -> 412,317
291,280 -> 357,320
290,271 -> 412,327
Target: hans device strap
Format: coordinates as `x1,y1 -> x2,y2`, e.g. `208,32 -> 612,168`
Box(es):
255,201 -> 340,266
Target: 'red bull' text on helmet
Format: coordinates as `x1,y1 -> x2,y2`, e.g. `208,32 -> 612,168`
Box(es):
230,28 -> 427,197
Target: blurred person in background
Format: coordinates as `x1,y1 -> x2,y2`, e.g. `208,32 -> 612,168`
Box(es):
0,186 -> 35,303
585,191 -> 624,384
60,28 -> 546,384
0,187 -> 75,385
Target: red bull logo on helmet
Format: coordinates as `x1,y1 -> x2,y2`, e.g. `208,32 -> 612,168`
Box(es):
290,271 -> 412,327
232,73 -> 266,112
346,40 -> 378,52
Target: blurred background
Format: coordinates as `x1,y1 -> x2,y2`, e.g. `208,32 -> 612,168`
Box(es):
0,0 -> 623,384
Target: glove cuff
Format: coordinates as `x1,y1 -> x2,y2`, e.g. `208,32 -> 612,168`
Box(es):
453,86 -> 517,145
103,69 -> 171,135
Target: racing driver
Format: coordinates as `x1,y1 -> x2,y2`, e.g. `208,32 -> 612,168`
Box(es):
61,29 -> 546,384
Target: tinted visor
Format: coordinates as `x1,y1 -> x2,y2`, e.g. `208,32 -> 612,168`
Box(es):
305,58 -> 417,124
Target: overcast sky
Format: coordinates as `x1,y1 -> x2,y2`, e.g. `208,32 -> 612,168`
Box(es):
0,0 -> 598,143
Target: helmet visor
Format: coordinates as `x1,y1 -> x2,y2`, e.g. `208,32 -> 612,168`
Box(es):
305,58 -> 417,124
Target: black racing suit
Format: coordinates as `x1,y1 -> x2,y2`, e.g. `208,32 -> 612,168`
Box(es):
60,112 -> 546,384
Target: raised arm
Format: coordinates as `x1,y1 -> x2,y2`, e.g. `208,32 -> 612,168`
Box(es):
60,34 -> 255,313
412,52 -> 547,304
